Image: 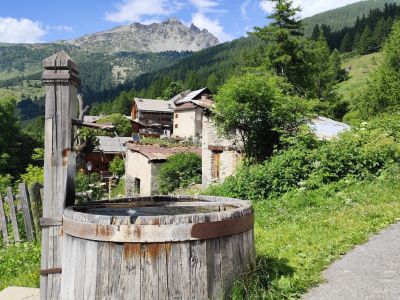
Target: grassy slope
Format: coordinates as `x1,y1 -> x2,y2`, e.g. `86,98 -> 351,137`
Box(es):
337,52 -> 383,103
232,170 -> 400,299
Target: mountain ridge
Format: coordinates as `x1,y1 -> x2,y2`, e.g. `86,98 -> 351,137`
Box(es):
62,17 -> 219,53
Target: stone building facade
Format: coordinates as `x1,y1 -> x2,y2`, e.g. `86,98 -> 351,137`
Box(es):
125,143 -> 201,196
202,113 -> 243,186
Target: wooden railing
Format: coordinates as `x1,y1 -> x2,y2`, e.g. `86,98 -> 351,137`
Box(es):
0,182 -> 43,245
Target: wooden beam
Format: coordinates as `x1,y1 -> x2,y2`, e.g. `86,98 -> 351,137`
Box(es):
40,51 -> 79,300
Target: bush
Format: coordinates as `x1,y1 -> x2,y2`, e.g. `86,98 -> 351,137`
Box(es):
109,156 -> 125,177
158,152 -> 202,194
206,116 -> 400,201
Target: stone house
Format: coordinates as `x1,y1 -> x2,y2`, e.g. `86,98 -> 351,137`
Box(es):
125,143 -> 201,196
202,112 -> 243,186
173,87 -> 212,139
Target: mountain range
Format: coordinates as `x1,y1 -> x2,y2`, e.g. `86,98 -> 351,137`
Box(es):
63,17 -> 219,53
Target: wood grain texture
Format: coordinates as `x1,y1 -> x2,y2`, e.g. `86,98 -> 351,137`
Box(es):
18,183 -> 35,241
0,195 -> 9,244
6,187 -> 20,242
41,51 -> 79,300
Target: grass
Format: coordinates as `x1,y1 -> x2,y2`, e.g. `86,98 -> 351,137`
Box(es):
232,169 -> 400,299
0,242 -> 40,290
337,52 -> 382,103
0,80 -> 44,101
1,170 -> 400,297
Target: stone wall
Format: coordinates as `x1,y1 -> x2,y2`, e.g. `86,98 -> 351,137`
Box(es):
202,114 -> 242,186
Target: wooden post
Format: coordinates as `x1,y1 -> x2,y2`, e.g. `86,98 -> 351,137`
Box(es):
40,51 -> 79,300
0,195 -> 9,245
18,183 -> 35,241
29,183 -> 44,239
6,187 -> 20,242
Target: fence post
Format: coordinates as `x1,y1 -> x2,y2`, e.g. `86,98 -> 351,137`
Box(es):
0,195 -> 9,245
19,183 -> 35,241
29,183 -> 43,239
6,187 -> 20,242
40,51 -> 79,300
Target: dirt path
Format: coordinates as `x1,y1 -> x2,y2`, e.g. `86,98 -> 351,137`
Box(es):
304,222 -> 400,300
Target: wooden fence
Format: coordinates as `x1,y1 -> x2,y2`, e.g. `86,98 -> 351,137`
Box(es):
0,182 -> 43,245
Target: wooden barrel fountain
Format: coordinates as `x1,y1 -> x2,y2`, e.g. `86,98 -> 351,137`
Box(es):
60,195 -> 255,300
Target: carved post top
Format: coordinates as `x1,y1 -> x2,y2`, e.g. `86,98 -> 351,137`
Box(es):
43,51 -> 78,71
42,51 -> 80,85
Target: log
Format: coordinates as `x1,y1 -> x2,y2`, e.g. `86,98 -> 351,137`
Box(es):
6,187 -> 20,242
0,195 -> 9,245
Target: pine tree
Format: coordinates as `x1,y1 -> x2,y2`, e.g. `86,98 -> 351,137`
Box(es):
311,24 -> 321,40
340,32 -> 352,52
373,18 -> 386,49
358,26 -> 374,54
353,31 -> 361,51
253,0 -> 307,93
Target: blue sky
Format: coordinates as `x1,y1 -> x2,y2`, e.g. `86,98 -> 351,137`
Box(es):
0,0 -> 361,43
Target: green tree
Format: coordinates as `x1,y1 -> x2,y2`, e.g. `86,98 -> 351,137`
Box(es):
358,26 -> 374,54
0,97 -> 36,176
253,0 -> 307,94
213,72 -> 309,162
311,24 -> 321,40
97,113 -> 132,137
163,82 -> 182,99
355,20 -> 400,117
109,156 -> 125,177
206,73 -> 219,94
340,32 -> 352,52
157,152 -> 202,194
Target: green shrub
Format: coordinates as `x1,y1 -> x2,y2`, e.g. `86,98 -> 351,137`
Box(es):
158,152 -> 202,194
109,156 -> 125,177
0,174 -> 12,195
206,116 -> 400,201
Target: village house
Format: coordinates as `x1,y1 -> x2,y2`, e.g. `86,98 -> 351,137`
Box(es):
130,98 -> 175,137
85,136 -> 131,175
125,143 -> 201,196
172,87 -> 212,140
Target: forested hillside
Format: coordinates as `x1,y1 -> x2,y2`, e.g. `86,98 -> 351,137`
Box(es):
311,3 -> 400,54
0,43 -> 190,121
303,0 -> 400,36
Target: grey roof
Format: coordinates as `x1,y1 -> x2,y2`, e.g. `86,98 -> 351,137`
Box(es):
95,136 -> 132,154
169,90 -> 192,103
135,98 -> 175,113
175,87 -> 208,105
310,117 -> 350,140
83,115 -> 101,123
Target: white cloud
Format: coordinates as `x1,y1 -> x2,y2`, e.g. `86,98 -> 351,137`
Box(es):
45,25 -> 73,33
105,0 -> 183,23
189,0 -> 231,42
191,11 -> 232,42
241,0 -> 252,19
190,0 -> 219,10
259,0 -> 274,14
259,0 -> 361,18
0,17 -> 46,43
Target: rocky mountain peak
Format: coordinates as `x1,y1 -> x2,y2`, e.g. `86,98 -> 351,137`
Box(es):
66,18 -> 219,53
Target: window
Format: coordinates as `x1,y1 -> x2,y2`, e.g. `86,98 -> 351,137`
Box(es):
175,124 -> 178,129
134,178 -> 141,195
175,114 -> 179,118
